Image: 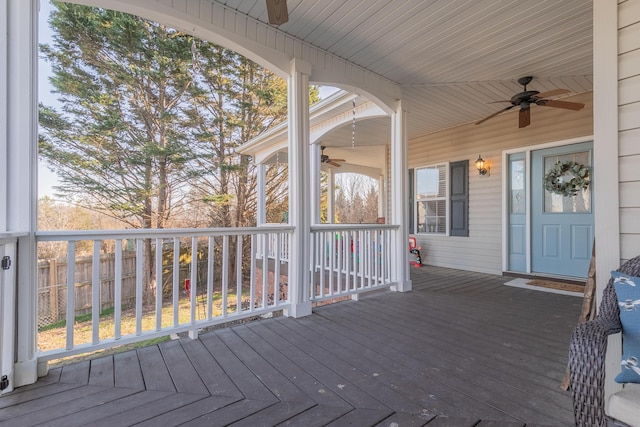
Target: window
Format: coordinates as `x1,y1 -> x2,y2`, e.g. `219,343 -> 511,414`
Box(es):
415,160 -> 469,236
416,164 -> 447,234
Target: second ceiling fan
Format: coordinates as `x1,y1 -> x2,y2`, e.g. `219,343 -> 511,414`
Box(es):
321,146 -> 345,168
476,76 -> 585,128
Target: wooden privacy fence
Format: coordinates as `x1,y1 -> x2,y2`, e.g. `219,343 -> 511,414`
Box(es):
37,252 -> 207,328
38,252 -> 139,328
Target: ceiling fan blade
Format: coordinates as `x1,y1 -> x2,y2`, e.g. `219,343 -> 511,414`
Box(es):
475,105 -> 515,125
537,99 -> 585,111
330,158 -> 346,162
519,108 -> 530,128
533,88 -> 570,99
266,0 -> 288,25
328,161 -> 341,167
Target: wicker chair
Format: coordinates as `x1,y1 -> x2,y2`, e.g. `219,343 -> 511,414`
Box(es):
568,255 -> 640,426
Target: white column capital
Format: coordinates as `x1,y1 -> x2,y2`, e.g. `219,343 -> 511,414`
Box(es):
289,57 -> 311,76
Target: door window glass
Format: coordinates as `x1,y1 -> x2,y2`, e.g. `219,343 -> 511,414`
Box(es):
543,151 -> 591,213
510,159 -> 526,214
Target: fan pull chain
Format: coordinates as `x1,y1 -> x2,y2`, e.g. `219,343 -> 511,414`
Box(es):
351,98 -> 356,148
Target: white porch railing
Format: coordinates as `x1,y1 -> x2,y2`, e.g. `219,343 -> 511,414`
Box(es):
255,228 -> 289,263
309,224 -> 398,301
35,226 -> 293,362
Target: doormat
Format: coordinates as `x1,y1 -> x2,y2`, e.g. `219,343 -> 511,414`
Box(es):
526,279 -> 584,293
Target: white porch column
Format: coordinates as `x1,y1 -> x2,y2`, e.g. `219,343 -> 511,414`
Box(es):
3,0 -> 39,386
327,168 -> 335,223
284,58 -> 312,317
310,143 -> 320,224
390,101 -> 411,292
378,175 -> 385,220
593,0 -> 622,408
256,163 -> 266,225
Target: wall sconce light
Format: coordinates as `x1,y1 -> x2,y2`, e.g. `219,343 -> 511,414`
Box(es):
475,154 -> 490,176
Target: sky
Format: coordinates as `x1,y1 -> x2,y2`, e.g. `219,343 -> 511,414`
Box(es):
38,0 -> 60,198
36,0 -> 339,198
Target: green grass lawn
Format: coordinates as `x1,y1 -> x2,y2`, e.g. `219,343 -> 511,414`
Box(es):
39,291 -> 252,367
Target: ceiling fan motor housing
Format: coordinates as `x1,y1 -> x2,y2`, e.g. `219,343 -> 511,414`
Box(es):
511,90 -> 540,106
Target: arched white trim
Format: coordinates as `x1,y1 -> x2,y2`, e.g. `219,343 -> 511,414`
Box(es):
310,101 -> 387,145
238,92 -> 389,165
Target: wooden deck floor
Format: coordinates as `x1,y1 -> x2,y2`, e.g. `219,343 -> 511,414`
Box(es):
0,266 -> 581,426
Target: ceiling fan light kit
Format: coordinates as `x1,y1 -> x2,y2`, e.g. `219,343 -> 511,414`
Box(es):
476,76 -> 585,128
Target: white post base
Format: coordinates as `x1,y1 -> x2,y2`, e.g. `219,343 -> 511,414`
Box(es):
37,360 -> 49,378
14,357 -> 38,387
284,301 -> 312,318
391,280 -> 412,293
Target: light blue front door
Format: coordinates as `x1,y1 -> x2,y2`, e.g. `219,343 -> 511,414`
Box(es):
531,142 -> 593,278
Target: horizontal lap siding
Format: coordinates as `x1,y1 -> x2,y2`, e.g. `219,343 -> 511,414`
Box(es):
408,92 -> 592,274
619,1 -> 640,261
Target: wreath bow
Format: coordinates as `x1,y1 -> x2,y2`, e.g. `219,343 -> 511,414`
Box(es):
543,161 -> 590,197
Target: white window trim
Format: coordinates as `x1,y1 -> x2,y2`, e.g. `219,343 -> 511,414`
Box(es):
415,162 -> 449,236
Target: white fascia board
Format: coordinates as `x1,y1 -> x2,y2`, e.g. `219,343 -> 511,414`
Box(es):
237,90 -> 355,158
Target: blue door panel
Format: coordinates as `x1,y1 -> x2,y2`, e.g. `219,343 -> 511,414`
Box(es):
571,225 -> 592,261
542,225 -> 560,258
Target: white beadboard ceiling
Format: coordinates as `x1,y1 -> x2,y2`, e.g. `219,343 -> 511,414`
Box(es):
215,0 -> 593,146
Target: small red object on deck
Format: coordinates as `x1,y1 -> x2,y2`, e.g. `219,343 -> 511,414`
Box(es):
408,236 -> 422,267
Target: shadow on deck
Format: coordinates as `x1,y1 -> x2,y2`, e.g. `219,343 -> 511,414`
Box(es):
0,266 -> 581,426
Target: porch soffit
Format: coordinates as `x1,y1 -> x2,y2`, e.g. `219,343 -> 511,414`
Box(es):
72,0 -> 403,112
70,0 -> 593,140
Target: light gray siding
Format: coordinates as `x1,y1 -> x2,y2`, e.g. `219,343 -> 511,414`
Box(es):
619,1 -> 640,261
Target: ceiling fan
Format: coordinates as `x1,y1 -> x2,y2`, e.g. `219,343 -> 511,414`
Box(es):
476,76 -> 585,128
266,0 -> 288,25
320,146 -> 345,168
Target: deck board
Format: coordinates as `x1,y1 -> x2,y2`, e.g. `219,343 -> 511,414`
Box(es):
137,345 -> 176,392
235,323 -> 354,408
88,355 -> 114,387
113,350 -> 144,389
65,390 -> 175,426
278,405 -> 355,427
58,359 -> 90,384
178,337 -> 243,397
199,332 -> 280,402
158,340 -> 209,395
0,266 -> 581,426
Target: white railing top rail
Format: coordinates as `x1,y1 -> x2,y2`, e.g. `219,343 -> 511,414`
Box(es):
310,223 -> 399,232
35,225 -> 294,241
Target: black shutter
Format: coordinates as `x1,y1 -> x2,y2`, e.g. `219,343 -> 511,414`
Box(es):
408,168 -> 414,234
449,160 -> 469,237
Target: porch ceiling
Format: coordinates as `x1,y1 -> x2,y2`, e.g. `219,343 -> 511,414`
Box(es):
217,0 -> 593,140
